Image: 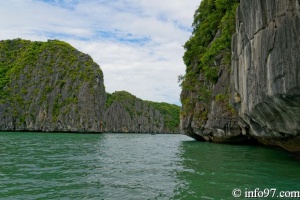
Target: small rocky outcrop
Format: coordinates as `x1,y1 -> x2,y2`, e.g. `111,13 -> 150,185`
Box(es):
104,91 -> 180,133
231,0 -> 300,151
0,39 -> 106,132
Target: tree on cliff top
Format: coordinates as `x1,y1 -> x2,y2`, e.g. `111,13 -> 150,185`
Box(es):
180,0 -> 239,114
181,0 -> 239,84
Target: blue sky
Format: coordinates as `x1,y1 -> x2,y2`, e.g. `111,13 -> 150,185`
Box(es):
0,0 -> 200,105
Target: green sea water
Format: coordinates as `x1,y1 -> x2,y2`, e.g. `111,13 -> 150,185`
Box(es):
0,132 -> 299,199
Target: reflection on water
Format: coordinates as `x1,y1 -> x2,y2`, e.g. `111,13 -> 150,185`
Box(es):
0,132 -> 299,200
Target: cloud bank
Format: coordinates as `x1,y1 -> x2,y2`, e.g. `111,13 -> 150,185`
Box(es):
0,0 -> 200,105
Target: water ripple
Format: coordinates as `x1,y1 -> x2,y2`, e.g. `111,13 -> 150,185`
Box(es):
0,132 -> 299,199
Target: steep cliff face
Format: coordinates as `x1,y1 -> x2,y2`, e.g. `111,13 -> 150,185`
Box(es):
0,39 -> 106,132
231,0 -> 300,151
104,91 -> 180,133
0,39 -> 180,134
180,0 -> 243,142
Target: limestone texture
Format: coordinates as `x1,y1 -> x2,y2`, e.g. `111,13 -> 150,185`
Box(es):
0,39 -> 106,132
180,0 -> 300,152
0,39 -> 180,134
180,1 -> 242,143
231,0 -> 300,151
104,91 -> 180,133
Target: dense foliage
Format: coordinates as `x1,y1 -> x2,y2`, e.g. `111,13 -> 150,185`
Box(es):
180,0 -> 239,115
0,39 -> 102,124
182,0 -> 239,81
0,39 -> 97,98
106,91 -> 137,108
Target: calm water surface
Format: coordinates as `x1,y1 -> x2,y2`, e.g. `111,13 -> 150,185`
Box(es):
0,132 -> 299,199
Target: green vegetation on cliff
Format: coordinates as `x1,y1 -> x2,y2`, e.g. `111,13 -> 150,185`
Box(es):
182,0 -> 238,79
106,91 -> 180,132
0,38 -> 105,132
0,39 -> 101,100
147,101 -> 180,132
106,91 -> 137,118
0,38 -> 179,133
106,91 -> 136,108
180,0 -> 239,116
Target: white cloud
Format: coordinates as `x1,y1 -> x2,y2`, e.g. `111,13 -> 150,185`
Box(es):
0,0 -> 200,105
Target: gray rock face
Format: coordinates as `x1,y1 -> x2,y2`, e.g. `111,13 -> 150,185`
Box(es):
179,1 -> 243,143
0,40 -> 180,134
104,100 -> 165,133
231,0 -> 300,151
203,65 -> 243,143
0,39 -> 106,132
180,60 -> 243,142
104,91 -> 180,133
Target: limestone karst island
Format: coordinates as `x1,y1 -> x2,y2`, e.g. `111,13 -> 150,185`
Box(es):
180,0 -> 300,152
2,0 -> 298,152
0,40 -> 180,134
1,0 -> 300,199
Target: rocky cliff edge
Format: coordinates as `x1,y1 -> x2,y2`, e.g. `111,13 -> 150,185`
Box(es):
231,0 -> 300,152
0,39 -> 180,134
0,39 -> 106,132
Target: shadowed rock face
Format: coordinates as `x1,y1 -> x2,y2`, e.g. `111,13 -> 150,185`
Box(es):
0,39 -> 106,132
231,0 -> 300,151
